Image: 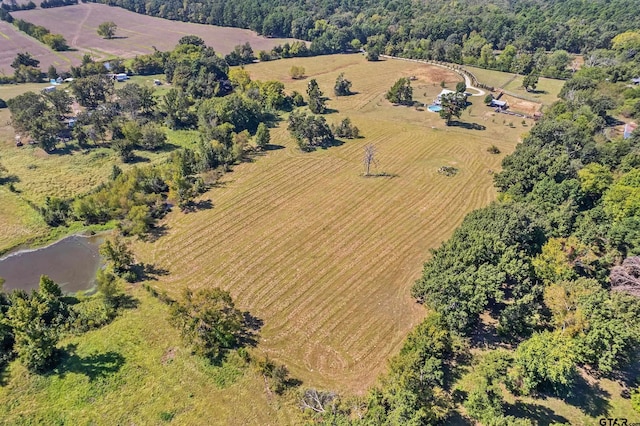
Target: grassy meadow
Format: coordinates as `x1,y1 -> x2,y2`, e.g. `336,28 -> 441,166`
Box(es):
0,287 -> 301,425
466,65 -> 565,106
0,53 -> 569,423
134,54 -> 531,393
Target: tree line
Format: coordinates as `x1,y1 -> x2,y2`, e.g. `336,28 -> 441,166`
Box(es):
80,0 -> 640,75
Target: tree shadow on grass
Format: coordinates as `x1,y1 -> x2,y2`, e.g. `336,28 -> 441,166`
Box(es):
0,175 -> 20,185
448,121 -> 486,130
54,344 -> 125,381
446,410 -> 474,425
126,154 -> 151,164
153,142 -> 182,154
562,374 -> 612,417
129,262 -> 169,282
115,293 -> 140,310
182,199 -> 213,214
362,172 -> 399,178
143,224 -> 169,243
237,311 -> 263,348
319,139 -> 345,149
609,352 -> 640,391
264,143 -> 285,151
505,400 -> 569,425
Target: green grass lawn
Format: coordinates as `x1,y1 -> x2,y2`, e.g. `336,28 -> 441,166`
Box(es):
455,349 -> 640,425
465,66 -> 565,106
0,288 -> 302,425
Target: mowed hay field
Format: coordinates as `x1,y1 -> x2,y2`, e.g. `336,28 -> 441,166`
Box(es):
8,3 -> 298,70
135,54 -> 531,393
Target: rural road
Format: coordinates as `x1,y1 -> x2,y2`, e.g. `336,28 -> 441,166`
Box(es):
379,54 -> 486,97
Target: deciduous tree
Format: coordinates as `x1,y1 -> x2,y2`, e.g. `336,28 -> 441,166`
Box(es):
306,79 -> 326,114
334,73 -> 352,96
385,78 -> 412,105
97,21 -> 117,39
169,287 -> 244,362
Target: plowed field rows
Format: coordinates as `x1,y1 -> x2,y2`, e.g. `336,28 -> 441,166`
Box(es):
135,54 -> 526,392
8,3 -> 297,70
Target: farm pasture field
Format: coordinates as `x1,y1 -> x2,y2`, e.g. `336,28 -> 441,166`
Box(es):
134,54 -> 528,392
0,21 -> 80,75
8,3 -> 298,70
0,53 -> 589,422
466,65 -> 565,107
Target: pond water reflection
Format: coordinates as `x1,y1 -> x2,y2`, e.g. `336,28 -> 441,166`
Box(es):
0,234 -> 104,294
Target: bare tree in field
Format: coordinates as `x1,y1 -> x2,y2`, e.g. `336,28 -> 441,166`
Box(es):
363,144 -> 377,176
300,389 -> 336,413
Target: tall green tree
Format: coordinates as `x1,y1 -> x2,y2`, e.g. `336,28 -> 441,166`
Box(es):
522,71 -> 539,92
438,92 -> 466,125
509,331 -> 577,395
169,287 -> 244,362
6,276 -> 69,373
71,75 -> 114,109
333,73 -> 352,96
288,111 -> 334,150
254,122 -> 270,150
306,79 -> 326,114
385,78 -> 412,105
97,21 -> 117,39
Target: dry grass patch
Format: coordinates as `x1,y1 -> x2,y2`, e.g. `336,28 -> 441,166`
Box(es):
0,21 -> 79,74
134,54 -> 524,393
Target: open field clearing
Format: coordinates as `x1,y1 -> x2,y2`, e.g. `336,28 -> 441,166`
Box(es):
0,287 -> 301,424
0,21 -> 80,75
466,65 -> 565,106
9,3 -> 298,70
135,54 -> 527,392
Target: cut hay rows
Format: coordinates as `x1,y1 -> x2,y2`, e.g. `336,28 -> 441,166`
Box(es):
135,54 -> 526,392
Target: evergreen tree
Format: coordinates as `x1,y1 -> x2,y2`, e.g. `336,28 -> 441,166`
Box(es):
306,79 -> 326,114
385,78 -> 412,105
334,73 -> 352,96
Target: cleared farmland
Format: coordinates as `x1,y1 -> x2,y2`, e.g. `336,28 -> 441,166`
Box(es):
7,3 -> 298,70
134,54 -> 528,392
0,20 -> 80,75
466,65 -> 565,106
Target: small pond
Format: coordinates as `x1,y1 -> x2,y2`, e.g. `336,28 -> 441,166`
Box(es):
0,234 -> 105,294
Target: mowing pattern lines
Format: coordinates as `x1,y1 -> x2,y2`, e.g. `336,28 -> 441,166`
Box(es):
132,55 -> 523,392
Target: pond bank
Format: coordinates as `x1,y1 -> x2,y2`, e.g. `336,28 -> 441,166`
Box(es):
0,232 -> 108,294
